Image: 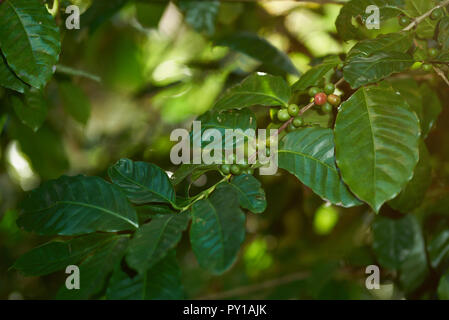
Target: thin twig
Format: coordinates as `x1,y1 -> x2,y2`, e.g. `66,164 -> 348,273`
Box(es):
403,0 -> 449,31
197,271 -> 309,300
433,66 -> 449,87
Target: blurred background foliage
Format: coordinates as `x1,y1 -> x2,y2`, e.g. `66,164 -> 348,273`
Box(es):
1,0 -> 449,300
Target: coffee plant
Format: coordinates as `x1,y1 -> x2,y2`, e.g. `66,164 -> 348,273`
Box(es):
2,0 -> 449,300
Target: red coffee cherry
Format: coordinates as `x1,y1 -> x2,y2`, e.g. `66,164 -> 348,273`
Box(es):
314,93 -> 327,106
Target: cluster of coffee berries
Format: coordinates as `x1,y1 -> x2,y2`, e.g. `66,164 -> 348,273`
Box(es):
269,103 -> 305,132
220,162 -> 253,176
308,84 -> 341,113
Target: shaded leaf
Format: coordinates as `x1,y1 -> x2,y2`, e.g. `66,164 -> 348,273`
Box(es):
11,88 -> 48,132
0,51 -> 28,93
58,81 -> 91,125
13,233 -> 116,276
292,56 -> 340,92
171,164 -> 219,186
420,83 -> 442,138
278,128 -> 361,208
334,86 -> 420,212
135,2 -> 166,29
428,230 -> 449,269
190,186 -> 246,274
107,250 -> 184,300
126,213 -> 189,273
216,32 -> 299,76
438,272 -> 449,300
438,17 -> 449,51
108,159 -> 176,205
18,175 -> 139,235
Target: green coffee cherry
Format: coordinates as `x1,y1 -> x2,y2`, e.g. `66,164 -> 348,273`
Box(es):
292,116 -> 304,128
321,102 -> 333,113
422,63 -> 433,71
287,104 -> 299,117
220,164 -> 231,174
399,16 -> 411,27
429,48 -> 439,58
287,123 -> 297,132
308,87 -> 321,97
277,109 -> 290,122
230,164 -> 241,175
324,83 -> 335,95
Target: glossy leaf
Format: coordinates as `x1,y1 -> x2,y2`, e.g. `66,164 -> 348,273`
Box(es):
389,142 -> 432,213
218,174 -> 267,214
11,88 -> 48,132
334,86 -> 420,212
107,251 -> 184,300
171,164 -> 219,186
13,233 -> 116,276
214,73 -> 291,111
278,128 -> 361,208
108,159 -> 176,205
57,236 -> 129,299
343,51 -> 414,89
58,82 -> 91,125
347,33 -> 412,59
0,52 -> 27,93
292,56 -> 340,93
126,213 -> 189,273
17,175 -> 139,235
190,186 -> 246,274
179,0 -> 220,35
216,32 -> 299,76
0,0 -> 61,89
336,0 -> 405,41
193,108 -> 257,150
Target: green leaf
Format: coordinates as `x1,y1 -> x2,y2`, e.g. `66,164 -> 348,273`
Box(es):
17,175 -> 139,235
135,2 -> 166,29
215,32 -> 299,76
438,272 -> 449,300
126,213 -> 189,273
404,0 -> 438,38
107,250 -> 184,300
179,0 -> 220,35
0,0 -> 61,89
58,82 -> 91,125
56,236 -> 129,300
347,33 -> 412,59
420,83 -> 442,138
428,230 -> 449,269
336,0 -> 405,41
343,51 -> 414,89
291,56 -> 340,93
0,114 -> 6,135
438,17 -> 449,51
388,142 -> 432,213
190,186 -> 246,274
193,108 -> 257,150
82,0 -> 129,33
278,128 -> 362,208
0,52 -> 28,93
334,86 -> 420,212
214,74 -> 291,111
13,233 -> 116,276
11,88 -> 48,132
218,174 -> 267,214
171,164 -> 219,186
108,159 -> 176,205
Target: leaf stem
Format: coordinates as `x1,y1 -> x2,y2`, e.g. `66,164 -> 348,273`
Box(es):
402,0 -> 449,31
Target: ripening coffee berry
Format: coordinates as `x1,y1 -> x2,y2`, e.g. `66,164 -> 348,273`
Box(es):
220,164 -> 231,175
422,63 -> 433,71
308,87 -> 321,97
321,102 -> 333,113
293,116 -> 304,128
277,109 -> 291,122
230,164 -> 241,175
287,104 -> 299,117
324,83 -> 335,95
327,94 -> 341,106
314,93 -> 327,106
